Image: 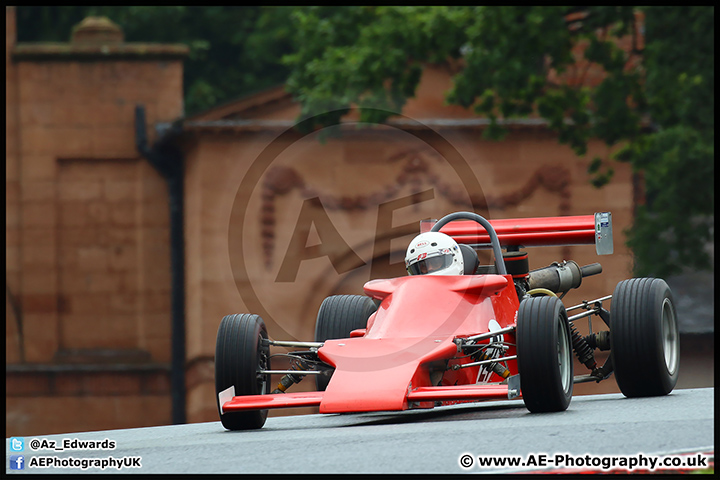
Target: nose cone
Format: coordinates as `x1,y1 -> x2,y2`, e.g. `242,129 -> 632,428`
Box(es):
317,336 -> 457,413
362,275 -> 508,339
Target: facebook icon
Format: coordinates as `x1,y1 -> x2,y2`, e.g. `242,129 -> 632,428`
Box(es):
10,455 -> 24,470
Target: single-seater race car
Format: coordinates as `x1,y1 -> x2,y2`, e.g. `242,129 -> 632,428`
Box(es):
215,211 -> 679,430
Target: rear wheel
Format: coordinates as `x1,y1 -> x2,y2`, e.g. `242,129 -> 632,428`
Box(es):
215,314 -> 271,430
610,278 -> 679,397
314,295 -> 377,390
517,295 -> 573,413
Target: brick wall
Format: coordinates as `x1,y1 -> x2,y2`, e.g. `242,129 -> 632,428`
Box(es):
5,8 -> 187,436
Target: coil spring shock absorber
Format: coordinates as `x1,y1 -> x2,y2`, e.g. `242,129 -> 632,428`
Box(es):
271,358 -> 311,394
472,347 -> 510,379
569,322 -> 597,370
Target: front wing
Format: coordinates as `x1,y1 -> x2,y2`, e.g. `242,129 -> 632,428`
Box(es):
221,294 -> 522,415
220,379 -> 521,414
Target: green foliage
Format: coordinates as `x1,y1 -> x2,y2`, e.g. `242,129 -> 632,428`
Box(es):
284,6 -> 465,130
284,6 -> 644,162
642,7 -> 714,131
14,6 -> 714,277
15,6 -> 89,42
15,6 -> 296,115
283,6 -> 713,277
627,127 -> 713,276
623,7 -> 714,277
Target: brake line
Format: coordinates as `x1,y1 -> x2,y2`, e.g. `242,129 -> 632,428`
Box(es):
526,288 -> 557,297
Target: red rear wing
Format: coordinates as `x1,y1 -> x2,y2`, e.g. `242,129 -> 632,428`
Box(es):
434,212 -> 613,254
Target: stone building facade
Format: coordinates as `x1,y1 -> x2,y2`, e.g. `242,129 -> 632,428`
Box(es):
7,7 -> 646,436
6,7 -> 187,435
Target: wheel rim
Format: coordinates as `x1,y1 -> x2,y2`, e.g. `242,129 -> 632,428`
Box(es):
661,298 -> 679,375
557,319 -> 571,392
256,338 -> 269,395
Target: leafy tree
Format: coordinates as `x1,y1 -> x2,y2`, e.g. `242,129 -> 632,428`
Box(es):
14,7 -> 713,276
619,7 -> 714,276
283,6 -> 714,277
15,6 -> 295,115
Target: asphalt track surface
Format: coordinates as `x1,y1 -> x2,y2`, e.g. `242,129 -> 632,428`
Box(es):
6,387 -> 713,474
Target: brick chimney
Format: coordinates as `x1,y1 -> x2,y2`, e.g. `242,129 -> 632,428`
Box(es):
13,15 -> 188,61
71,16 -> 124,45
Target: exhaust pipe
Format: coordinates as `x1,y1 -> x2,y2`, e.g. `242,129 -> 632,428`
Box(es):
528,261 -> 602,294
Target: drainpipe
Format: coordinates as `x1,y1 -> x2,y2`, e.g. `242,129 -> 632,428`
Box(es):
134,105 -> 186,425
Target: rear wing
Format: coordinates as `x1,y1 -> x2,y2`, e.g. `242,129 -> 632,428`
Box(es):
428,212 -> 613,255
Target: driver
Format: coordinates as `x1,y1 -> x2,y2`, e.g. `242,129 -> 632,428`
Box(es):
405,231 -> 464,276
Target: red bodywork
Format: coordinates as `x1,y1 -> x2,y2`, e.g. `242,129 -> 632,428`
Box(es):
221,215 -> 596,414
440,215 -> 595,248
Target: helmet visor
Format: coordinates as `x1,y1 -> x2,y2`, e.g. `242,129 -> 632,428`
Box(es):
407,253 -> 454,275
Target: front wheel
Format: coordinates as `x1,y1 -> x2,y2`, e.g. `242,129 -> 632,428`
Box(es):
314,295 -> 377,391
516,295 -> 573,413
215,314 -> 271,430
610,278 -> 679,397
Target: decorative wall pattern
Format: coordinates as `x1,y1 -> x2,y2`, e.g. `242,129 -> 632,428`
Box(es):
260,156 -> 572,268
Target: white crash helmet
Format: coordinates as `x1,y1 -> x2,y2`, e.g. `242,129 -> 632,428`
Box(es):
405,231 -> 464,276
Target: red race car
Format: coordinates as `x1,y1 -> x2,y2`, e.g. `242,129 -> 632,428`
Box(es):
215,211 -> 679,430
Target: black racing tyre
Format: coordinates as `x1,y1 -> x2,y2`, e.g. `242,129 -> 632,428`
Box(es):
215,314 -> 271,430
610,278 -> 679,397
314,295 -> 377,391
516,295 -> 574,413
